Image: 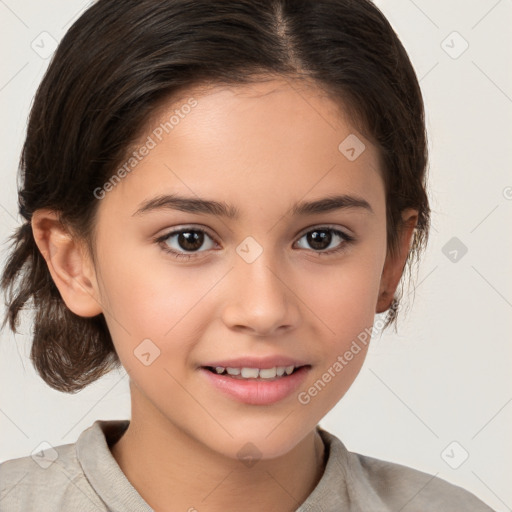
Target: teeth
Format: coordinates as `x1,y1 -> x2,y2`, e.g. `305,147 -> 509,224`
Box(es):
259,367 -> 277,379
240,367 -> 259,378
211,365 -> 298,379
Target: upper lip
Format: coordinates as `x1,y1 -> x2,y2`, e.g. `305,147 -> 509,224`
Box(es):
201,356 -> 310,369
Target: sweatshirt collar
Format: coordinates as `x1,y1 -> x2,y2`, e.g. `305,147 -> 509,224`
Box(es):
76,419 -> 350,512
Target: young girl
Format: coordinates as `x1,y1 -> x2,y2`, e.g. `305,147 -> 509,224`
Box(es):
0,0 -> 496,511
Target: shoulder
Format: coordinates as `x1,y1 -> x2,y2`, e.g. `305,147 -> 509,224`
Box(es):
0,440 -> 106,512
317,428 -> 495,512
351,450 -> 494,511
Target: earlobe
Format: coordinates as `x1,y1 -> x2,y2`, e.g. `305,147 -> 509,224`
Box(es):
31,209 -> 103,318
376,208 -> 419,314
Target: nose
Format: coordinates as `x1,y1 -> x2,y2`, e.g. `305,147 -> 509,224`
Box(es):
220,249 -> 301,337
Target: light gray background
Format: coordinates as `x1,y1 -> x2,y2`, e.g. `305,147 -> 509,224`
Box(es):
1,1 -> 511,510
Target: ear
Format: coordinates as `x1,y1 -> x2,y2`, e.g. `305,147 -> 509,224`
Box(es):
376,208 -> 419,314
31,209 -> 103,318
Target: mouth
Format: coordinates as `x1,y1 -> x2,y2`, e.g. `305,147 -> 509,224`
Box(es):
202,364 -> 308,381
199,364 -> 311,405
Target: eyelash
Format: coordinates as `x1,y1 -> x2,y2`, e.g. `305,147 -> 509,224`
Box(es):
154,225 -> 355,261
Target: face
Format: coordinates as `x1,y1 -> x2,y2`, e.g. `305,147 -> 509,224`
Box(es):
88,78 -> 389,459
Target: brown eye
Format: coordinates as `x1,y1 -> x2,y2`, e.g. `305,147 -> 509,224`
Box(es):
295,227 -> 354,255
173,230 -> 205,251
156,227 -> 217,259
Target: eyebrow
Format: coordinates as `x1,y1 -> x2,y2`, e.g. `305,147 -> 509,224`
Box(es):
132,193 -> 373,219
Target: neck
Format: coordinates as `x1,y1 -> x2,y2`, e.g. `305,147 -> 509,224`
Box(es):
110,397 -> 326,512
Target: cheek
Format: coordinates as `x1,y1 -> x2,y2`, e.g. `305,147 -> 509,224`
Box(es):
97,247 -> 222,368
97,240 -> 197,330
304,252 -> 383,339
298,265 -> 379,416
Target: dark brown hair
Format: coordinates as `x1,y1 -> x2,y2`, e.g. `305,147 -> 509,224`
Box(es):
1,0 -> 430,393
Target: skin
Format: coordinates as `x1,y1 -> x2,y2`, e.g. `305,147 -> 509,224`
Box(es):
32,77 -> 418,512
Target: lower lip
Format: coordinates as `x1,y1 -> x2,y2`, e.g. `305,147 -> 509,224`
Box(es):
200,366 -> 310,405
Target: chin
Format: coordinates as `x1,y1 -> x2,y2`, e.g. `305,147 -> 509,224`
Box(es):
202,420 -> 316,462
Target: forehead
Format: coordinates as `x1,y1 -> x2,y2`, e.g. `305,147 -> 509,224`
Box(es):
99,77 -> 385,220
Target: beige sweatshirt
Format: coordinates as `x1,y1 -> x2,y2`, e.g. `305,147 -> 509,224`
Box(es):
0,419 -> 495,511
